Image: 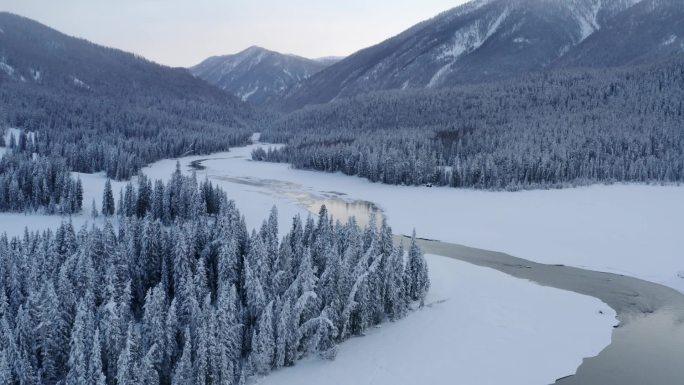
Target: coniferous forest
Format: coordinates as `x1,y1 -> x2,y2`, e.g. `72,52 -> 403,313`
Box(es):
0,132 -> 83,214
256,61 -> 684,190
0,1 -> 683,384
0,169 -> 430,385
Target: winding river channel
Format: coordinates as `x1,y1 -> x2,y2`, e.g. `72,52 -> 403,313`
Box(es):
189,158 -> 684,384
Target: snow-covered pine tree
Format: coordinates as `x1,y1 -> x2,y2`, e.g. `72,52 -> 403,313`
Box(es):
250,301 -> 275,375
406,231 -> 430,306
66,298 -> 95,385
172,328 -> 193,385
102,179 -> 116,217
88,330 -> 107,385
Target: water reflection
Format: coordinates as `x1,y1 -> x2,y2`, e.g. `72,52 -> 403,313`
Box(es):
556,309 -> 684,384
210,175 -> 383,228
306,198 -> 382,229
283,191 -> 382,228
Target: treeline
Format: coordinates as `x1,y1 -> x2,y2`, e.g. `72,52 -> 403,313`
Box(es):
0,171 -> 430,385
257,60 -> 684,190
99,164 -> 226,223
0,77 -> 254,214
0,147 -> 82,214
0,82 -> 256,181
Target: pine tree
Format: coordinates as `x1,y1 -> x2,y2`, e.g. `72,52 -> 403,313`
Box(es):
194,313 -> 210,385
102,179 -> 115,216
250,301 -> 275,375
162,299 -> 179,383
66,299 -> 94,385
142,285 -> 167,354
274,299 -> 293,368
41,282 -> 71,384
88,330 -> 106,385
172,328 -> 193,385
406,231 -> 430,305
140,345 -> 160,385
91,199 -> 99,218
216,285 -> 241,370
117,323 -> 141,385
244,257 -> 266,322
0,349 -> 12,385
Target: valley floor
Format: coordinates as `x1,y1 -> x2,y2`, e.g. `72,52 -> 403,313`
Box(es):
183,144 -> 684,294
5,141 -> 680,384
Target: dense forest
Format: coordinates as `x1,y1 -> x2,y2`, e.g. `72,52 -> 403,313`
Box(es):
0,12 -> 260,215
256,60 -> 684,190
0,81 -> 256,181
0,48 -> 256,214
0,131 -> 82,214
0,169 -> 430,385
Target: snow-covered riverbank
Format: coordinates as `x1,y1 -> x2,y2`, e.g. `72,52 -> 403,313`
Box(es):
0,141 -> 629,385
179,143 -> 684,294
256,254 -> 615,385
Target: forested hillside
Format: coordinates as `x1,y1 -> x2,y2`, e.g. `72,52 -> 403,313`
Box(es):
280,0 -> 684,111
257,60 -> 684,190
0,13 -> 258,183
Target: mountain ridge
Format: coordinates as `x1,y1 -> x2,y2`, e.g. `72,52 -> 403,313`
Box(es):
190,46 -> 335,105
278,0 -> 683,111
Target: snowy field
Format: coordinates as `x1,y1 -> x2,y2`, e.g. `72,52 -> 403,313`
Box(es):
254,254 -> 615,385
0,140 -> 624,385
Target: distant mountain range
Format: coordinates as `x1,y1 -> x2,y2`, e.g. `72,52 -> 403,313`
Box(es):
256,0 -> 680,111
190,46 -> 339,106
3,0 -> 683,117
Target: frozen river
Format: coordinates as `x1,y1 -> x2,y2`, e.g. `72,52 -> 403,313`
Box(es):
187,149 -> 684,385
1,140 -> 678,384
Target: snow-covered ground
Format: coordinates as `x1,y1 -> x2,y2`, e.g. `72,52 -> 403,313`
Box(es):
0,141 -> 648,384
158,144 -> 684,294
77,142 -> 682,294
2,140 -> 679,292
0,127 -> 37,158
256,255 -> 615,385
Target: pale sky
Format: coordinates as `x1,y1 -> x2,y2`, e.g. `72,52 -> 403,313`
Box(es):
1,0 -> 469,67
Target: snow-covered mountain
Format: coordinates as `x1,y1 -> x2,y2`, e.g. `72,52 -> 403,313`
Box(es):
555,0 -> 684,67
0,12 -> 252,111
281,0 -> 668,111
190,46 -> 333,105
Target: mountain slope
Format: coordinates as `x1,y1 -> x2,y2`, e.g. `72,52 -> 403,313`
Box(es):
260,59 -> 684,189
0,13 -> 252,107
191,46 -> 331,105
281,0 -> 644,111
556,0 -> 684,68
0,12 -> 257,179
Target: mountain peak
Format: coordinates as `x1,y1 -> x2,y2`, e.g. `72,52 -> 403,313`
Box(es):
190,47 -> 335,105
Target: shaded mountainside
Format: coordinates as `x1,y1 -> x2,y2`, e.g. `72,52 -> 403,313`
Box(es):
555,0 -> 684,68
0,12 -> 259,180
281,0 -> 684,111
191,46 -> 333,106
0,13 -> 245,104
